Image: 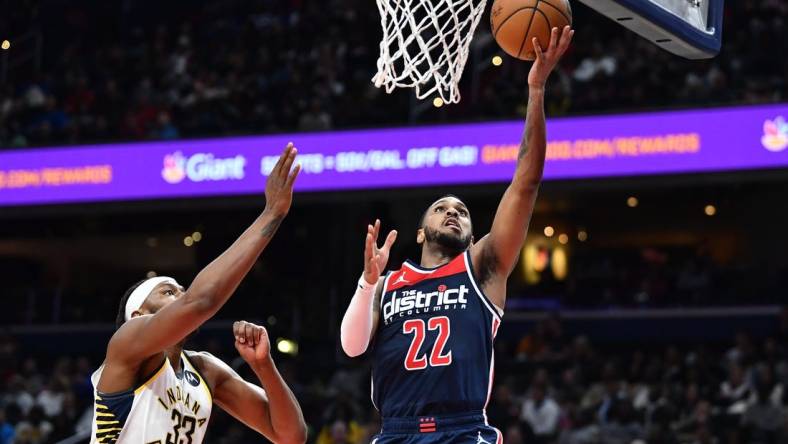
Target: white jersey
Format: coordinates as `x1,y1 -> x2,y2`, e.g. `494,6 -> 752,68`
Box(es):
90,352 -> 213,444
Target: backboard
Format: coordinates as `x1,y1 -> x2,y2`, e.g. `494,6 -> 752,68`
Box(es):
576,0 -> 724,59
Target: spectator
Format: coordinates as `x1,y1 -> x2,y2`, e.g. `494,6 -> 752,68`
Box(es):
741,382 -> 786,444
598,400 -> 643,444
0,408 -> 14,444
521,382 -> 561,444
726,331 -> 756,366
316,400 -> 366,444
674,399 -> 714,442
2,376 -> 34,416
34,378 -> 64,418
13,406 -> 52,444
557,408 -> 599,444
488,384 -> 520,430
504,423 -> 525,444
150,111 -> 180,140
516,321 -> 547,361
594,364 -> 627,424
299,100 -> 333,132
718,363 -> 751,416
316,419 -> 365,444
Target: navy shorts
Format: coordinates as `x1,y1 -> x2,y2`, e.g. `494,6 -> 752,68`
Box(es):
371,411 -> 502,444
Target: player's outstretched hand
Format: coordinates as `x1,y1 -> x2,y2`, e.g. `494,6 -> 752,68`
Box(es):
264,143 -> 301,216
233,320 -> 271,365
363,219 -> 397,285
527,25 -> 574,88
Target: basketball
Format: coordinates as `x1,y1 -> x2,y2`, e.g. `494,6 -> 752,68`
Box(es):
491,0 -> 573,61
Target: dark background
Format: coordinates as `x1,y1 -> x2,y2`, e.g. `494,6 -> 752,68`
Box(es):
1,1 -> 787,443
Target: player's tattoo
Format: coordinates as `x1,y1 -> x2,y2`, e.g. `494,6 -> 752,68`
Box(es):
372,287 -> 381,315
517,134 -> 529,161
260,216 -> 284,238
372,282 -> 382,317
518,101 -> 538,162
519,85 -> 546,164
476,242 -> 498,286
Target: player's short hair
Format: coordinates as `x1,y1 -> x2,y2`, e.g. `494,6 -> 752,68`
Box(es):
419,194 -> 465,229
116,279 -> 147,329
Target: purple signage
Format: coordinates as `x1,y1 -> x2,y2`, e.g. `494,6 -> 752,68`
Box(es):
1,104 -> 787,207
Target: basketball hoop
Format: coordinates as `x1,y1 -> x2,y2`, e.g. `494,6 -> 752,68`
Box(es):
373,0 -> 489,105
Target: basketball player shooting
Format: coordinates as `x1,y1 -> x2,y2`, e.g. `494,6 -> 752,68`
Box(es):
341,27 -> 574,443
90,144 -> 306,444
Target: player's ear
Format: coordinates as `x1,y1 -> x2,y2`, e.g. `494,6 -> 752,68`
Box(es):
416,228 -> 425,245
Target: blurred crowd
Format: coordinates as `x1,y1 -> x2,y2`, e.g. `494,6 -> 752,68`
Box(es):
1,312 -> 787,444
486,314 -> 788,444
1,1 -> 787,442
1,0 -> 786,148
2,241 -> 784,327
4,234 -> 787,329
561,245 -> 785,308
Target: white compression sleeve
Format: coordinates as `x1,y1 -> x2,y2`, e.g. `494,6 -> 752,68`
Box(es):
340,275 -> 377,357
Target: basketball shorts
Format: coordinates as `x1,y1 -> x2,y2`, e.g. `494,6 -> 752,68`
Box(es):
371,411 -> 502,444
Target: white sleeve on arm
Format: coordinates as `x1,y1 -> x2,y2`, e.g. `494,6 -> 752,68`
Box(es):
340,275 -> 378,357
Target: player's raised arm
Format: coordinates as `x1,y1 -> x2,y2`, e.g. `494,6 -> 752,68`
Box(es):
109,144 -> 301,362
473,27 -> 573,305
191,321 -> 307,444
340,219 -> 397,357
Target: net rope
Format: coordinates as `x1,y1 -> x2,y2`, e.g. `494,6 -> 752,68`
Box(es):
373,0 -> 488,104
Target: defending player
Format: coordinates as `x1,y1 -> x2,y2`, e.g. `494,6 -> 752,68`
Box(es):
91,144 -> 306,444
341,27 -> 574,443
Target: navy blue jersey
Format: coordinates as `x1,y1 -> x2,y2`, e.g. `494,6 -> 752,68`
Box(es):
371,250 -> 503,418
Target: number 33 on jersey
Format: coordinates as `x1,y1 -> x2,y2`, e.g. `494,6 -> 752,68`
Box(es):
371,250 -> 502,418
90,354 -> 212,444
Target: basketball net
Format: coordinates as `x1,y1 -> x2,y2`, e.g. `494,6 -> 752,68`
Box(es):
373,0 -> 488,104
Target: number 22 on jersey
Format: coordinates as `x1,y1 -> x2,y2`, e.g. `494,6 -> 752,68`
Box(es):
402,316 -> 452,370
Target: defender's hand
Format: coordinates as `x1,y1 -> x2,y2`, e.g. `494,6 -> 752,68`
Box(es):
528,25 -> 574,88
363,219 -> 397,285
233,321 -> 271,365
264,143 -> 301,216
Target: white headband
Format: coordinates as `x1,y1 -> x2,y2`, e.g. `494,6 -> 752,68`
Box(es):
125,276 -> 179,321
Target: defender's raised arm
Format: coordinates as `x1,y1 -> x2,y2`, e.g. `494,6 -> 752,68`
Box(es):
107,144 -> 300,369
